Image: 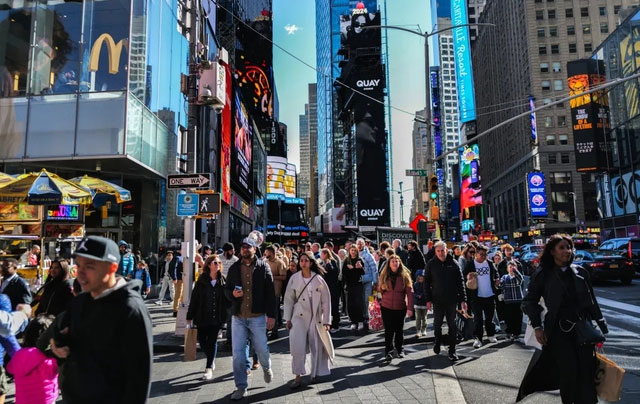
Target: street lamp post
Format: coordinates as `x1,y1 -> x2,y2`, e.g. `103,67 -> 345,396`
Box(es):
569,191 -> 579,232
390,184 -> 414,226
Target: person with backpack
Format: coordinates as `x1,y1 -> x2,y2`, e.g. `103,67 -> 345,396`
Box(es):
132,260 -> 152,297
118,240 -> 135,278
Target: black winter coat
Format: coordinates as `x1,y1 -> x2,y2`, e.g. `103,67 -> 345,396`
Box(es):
407,249 -> 426,278
187,276 -> 227,327
517,265 -> 605,402
224,257 -> 277,319
56,279 -> 152,404
322,259 -> 340,290
342,257 -> 365,287
34,278 -> 74,317
424,255 -> 466,305
2,275 -> 32,310
395,247 -> 409,265
463,260 -> 500,301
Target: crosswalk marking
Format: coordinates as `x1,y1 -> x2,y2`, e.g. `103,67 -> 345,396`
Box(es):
596,297 -> 640,315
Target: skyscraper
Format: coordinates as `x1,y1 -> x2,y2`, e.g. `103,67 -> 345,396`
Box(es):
299,105 -> 310,199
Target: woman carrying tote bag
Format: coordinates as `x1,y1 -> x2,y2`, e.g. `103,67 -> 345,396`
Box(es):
283,252 -> 334,389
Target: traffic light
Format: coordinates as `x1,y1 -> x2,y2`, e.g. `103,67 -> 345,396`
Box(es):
429,175 -> 438,202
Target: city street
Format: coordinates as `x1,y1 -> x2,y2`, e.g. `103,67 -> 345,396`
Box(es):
148,278 -> 640,404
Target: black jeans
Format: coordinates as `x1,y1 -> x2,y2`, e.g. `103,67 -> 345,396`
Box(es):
433,303 -> 457,354
330,286 -> 341,328
548,326 -> 598,404
197,324 -> 221,368
473,296 -> 496,339
347,284 -> 364,323
504,302 -> 523,336
381,307 -> 406,355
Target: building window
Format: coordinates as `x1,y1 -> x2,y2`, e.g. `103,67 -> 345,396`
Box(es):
541,80 -> 551,90
552,61 -> 562,72
552,191 -> 570,203
539,45 -> 547,55
546,135 -> 556,145
551,172 -> 572,184
537,28 -> 546,37
580,7 -> 589,17
583,24 -> 591,34
566,8 -> 573,18
545,116 -> 554,127
560,153 -> 570,163
585,43 -> 593,53
548,153 -> 557,164
600,23 -> 609,33
548,9 -> 556,19
554,79 -> 563,90
614,5 -> 621,14
540,62 -> 550,72
599,6 -> 607,16
557,102 -> 564,108
536,10 -> 544,20
554,210 -> 573,222
549,27 -> 558,37
558,117 -> 567,127
567,25 -> 575,35
569,43 -> 577,53
550,44 -> 559,54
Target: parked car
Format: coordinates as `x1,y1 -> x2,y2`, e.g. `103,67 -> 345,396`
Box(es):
599,237 -> 640,274
519,252 -> 541,276
574,250 -> 635,285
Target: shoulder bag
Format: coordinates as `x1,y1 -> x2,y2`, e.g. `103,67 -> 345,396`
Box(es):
293,274 -> 318,305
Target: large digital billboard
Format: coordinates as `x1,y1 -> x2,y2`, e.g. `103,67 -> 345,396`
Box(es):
527,172 -> 548,217
451,0 -> 477,123
267,156 -> 296,197
567,59 -> 610,171
220,61 -> 232,204
340,5 -> 390,227
231,92 -> 253,198
459,143 -> 482,211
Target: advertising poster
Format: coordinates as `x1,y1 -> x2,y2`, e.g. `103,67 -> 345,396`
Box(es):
267,156 -> 296,197
340,6 -> 390,227
567,59 -> 610,171
527,172 -> 548,217
431,67 -> 443,159
232,92 -> 253,198
451,0 -> 477,122
619,14 -> 640,120
459,143 -> 482,211
529,96 -> 538,143
220,62 -> 232,204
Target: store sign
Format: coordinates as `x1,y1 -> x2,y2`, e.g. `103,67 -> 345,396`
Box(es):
47,205 -> 80,221
451,0 -> 477,122
527,172 -> 548,217
89,34 -> 128,74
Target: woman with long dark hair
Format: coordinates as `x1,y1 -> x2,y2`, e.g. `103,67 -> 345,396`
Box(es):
378,255 -> 413,361
517,234 -> 608,404
34,260 -> 73,317
342,245 -> 366,331
283,252 -> 333,388
186,254 -> 227,380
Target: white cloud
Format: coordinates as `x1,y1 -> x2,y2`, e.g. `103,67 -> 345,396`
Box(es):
284,24 -> 300,35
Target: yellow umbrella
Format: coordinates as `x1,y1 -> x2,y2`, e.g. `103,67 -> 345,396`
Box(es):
0,169 -> 93,205
69,175 -> 132,204
0,172 -> 16,186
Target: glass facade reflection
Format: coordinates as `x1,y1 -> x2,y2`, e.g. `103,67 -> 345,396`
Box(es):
592,9 -> 640,239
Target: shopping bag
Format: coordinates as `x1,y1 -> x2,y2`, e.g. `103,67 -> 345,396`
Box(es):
455,310 -> 474,342
595,352 -> 625,402
368,300 -> 383,331
524,298 -> 547,350
184,327 -> 198,362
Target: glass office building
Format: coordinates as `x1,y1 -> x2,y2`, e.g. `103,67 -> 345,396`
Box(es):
0,0 -> 195,252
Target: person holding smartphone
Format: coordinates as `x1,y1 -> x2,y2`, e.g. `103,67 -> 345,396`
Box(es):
342,246 -> 365,332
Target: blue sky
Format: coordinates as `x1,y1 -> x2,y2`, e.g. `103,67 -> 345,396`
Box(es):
273,0 -> 430,225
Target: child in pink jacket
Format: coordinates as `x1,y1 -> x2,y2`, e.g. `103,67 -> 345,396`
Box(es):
7,315 -> 59,404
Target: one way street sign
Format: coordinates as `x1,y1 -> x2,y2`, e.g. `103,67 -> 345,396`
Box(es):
167,173 -> 212,189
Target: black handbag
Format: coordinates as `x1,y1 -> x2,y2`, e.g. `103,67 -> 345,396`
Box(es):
573,318 -> 605,346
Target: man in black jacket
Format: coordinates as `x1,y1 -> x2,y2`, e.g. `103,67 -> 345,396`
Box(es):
170,251 -> 184,317
406,240 -> 426,280
50,236 -> 152,404
0,258 -> 32,310
224,236 -> 276,401
425,241 -> 467,361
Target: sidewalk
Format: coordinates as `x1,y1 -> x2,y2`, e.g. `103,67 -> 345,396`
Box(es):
149,301 -> 466,404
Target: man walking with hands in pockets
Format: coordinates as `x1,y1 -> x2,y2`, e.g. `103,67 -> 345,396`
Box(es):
225,236 -> 277,400
425,241 -> 468,361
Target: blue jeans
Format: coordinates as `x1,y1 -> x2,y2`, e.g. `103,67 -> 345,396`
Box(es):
232,316 -> 271,389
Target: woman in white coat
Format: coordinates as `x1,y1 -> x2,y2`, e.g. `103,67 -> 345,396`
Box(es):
284,251 -> 335,389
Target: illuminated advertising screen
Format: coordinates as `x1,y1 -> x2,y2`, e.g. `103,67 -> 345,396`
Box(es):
340,6 -> 390,227
527,172 -> 548,217
567,59 -> 610,171
431,67 -> 443,158
232,92 -> 253,198
451,0 -> 477,122
459,143 -> 482,211
529,96 -> 538,143
220,62 -> 232,204
267,156 -> 296,197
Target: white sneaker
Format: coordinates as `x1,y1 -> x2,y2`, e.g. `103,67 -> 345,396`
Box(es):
488,336 -> 498,343
473,338 -> 483,349
230,389 -> 247,400
350,323 -> 357,330
417,331 -> 423,337
154,301 -> 163,306
358,322 -> 364,329
203,368 -> 213,380
263,367 -> 273,383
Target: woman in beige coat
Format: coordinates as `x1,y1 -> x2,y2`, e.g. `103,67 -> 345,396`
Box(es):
284,251 -> 335,389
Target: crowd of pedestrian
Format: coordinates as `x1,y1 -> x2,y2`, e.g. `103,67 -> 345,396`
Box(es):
0,231 -> 611,403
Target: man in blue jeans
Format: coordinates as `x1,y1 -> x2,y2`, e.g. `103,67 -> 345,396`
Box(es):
224,236 -> 277,400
